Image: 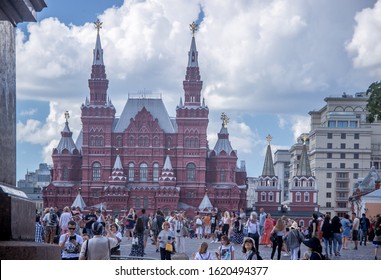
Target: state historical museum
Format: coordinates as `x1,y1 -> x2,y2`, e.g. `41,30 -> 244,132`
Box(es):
43,22 -> 247,214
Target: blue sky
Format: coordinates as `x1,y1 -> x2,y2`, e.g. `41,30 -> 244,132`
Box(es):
16,0 -> 381,181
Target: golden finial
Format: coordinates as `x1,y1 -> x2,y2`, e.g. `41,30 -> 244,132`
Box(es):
64,111 -> 70,123
189,21 -> 198,36
266,134 -> 272,145
221,112 -> 229,128
94,19 -> 103,33
302,133 -> 309,144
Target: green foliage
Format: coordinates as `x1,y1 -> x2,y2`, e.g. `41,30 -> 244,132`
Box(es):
366,81 -> 381,123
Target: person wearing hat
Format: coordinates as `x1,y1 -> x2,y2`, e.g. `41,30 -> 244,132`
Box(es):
284,221 -> 304,260
302,236 -> 324,260
79,222 -> 118,260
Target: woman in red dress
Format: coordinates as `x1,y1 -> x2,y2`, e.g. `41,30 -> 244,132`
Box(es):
260,213 -> 274,247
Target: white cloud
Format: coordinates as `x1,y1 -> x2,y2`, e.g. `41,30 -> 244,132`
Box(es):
19,108 -> 38,116
15,0 -> 380,176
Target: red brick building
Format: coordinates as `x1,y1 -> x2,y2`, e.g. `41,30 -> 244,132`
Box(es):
43,23 -> 247,214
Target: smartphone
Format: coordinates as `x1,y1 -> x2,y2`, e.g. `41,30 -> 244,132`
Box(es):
69,236 -> 76,241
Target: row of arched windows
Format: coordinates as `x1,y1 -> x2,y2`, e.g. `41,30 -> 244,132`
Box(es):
91,161 -> 197,182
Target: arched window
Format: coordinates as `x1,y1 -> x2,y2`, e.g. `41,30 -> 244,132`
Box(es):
143,196 -> 149,208
62,166 -> 69,181
135,197 -> 141,208
304,192 -> 310,202
153,163 -> 159,182
128,163 -> 134,182
261,192 -> 266,202
186,163 -> 196,181
296,192 -> 301,202
153,137 -> 160,147
220,169 -> 226,182
140,163 -> 148,182
116,136 -> 122,147
92,162 -> 101,181
129,136 -> 134,147
269,192 -> 274,202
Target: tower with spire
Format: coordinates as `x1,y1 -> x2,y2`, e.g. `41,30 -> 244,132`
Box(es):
176,21 -> 209,205
289,134 -> 319,215
254,134 -> 281,213
80,19 -> 116,196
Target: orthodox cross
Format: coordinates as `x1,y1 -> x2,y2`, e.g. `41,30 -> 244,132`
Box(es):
221,112 -> 229,128
189,21 -> 198,36
94,19 -> 103,33
266,134 -> 272,145
64,111 -> 70,123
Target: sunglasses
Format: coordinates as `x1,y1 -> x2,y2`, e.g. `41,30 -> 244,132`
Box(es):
68,228 -> 76,230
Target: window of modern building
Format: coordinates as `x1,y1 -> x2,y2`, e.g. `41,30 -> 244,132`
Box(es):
337,121 -> 348,128
326,202 -> 331,208
354,153 -> 359,159
328,121 -> 336,128
327,153 -> 332,159
128,163 -> 134,181
327,133 -> 332,139
327,163 -> 332,168
327,143 -> 332,149
326,192 -> 331,198
186,163 -> 196,181
92,162 -> 101,181
326,182 -> 332,188
340,153 -> 345,159
327,173 -> 332,178
337,172 -> 348,179
353,173 -> 359,179
337,202 -> 347,208
153,163 -> 159,181
340,143 -> 346,149
340,163 -> 345,169
140,163 -> 148,181
341,133 -> 346,139
354,133 -> 360,139
354,163 -> 359,169
354,143 -> 359,149
349,121 -> 357,128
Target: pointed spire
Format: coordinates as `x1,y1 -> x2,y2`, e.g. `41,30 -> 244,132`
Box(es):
212,113 -> 234,155
109,155 -> 126,182
262,134 -> 275,177
159,155 -> 176,184
183,22 -> 202,107
179,97 -> 183,107
198,193 -> 213,211
88,19 -> 109,106
93,19 -> 104,65
163,155 -> 173,170
296,134 -> 312,177
55,111 -> 78,154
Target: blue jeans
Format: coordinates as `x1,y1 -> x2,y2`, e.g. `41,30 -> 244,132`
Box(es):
323,237 -> 332,256
333,233 -> 342,253
359,229 -> 368,245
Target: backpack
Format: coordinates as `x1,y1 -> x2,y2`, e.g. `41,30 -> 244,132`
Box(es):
152,217 -> 158,232
49,213 -> 57,226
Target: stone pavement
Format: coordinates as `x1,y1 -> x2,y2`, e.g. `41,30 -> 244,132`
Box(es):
118,235 -> 377,260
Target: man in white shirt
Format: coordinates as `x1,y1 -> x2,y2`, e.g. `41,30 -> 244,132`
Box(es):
352,212 -> 360,250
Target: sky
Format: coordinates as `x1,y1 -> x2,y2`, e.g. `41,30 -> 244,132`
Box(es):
15,0 -> 381,181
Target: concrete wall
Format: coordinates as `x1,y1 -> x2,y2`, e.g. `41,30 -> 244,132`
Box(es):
0,21 -> 16,186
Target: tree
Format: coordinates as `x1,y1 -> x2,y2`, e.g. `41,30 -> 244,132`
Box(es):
366,81 -> 381,123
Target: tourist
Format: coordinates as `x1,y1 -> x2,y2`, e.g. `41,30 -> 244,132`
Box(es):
59,206 -> 72,234
341,214 -> 352,250
42,207 -> 58,244
215,235 -> 235,260
372,216 -> 381,260
259,208 -> 266,237
242,237 -> 261,260
59,220 -> 83,260
110,223 -> 122,256
125,208 -> 136,239
79,222 -> 118,260
194,242 -> 213,260
129,217 -> 145,257
260,213 -> 274,247
270,218 -> 285,260
359,213 -> 370,246
174,213 -> 187,253
321,215 -> 333,257
302,236 -> 324,260
331,215 -> 343,256
35,215 -> 45,243
246,212 -> 260,254
284,221 -> 304,260
222,211 -> 231,237
351,212 -> 360,250
157,221 -> 175,260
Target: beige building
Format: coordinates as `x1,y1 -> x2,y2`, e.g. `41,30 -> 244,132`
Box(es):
304,92 -> 381,217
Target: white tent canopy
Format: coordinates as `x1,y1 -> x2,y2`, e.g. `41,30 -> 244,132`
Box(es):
71,193 -> 86,210
198,193 -> 213,211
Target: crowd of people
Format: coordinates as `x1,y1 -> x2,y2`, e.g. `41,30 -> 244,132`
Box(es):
35,206 -> 381,260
